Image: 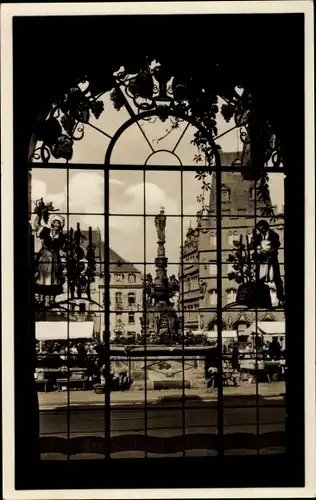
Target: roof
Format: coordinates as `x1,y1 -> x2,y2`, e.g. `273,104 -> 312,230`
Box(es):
219,151 -> 242,166
109,248 -> 139,273
36,321 -> 94,341
81,229 -> 140,273
244,321 -> 285,336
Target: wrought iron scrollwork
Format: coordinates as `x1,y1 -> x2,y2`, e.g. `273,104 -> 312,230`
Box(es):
30,83 -> 105,163
221,89 -> 283,174
30,61 -> 283,223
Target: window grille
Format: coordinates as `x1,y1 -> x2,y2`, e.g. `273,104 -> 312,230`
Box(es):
11,13 -> 306,491
18,43 -> 289,481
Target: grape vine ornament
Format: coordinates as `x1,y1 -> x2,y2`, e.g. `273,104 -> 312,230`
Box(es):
227,234 -> 272,309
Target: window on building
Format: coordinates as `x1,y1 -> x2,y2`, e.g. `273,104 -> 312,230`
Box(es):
128,312 -> 135,324
79,303 -> 86,313
115,292 -> 123,304
128,292 -> 136,306
128,274 -> 136,283
270,287 -> 278,306
209,263 -> 217,276
209,289 -> 217,306
226,288 -> 237,304
115,273 -> 123,282
221,185 -> 230,202
210,232 -> 216,246
228,231 -> 239,246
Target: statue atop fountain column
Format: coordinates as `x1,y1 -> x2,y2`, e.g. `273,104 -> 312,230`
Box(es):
142,206 -> 180,344
155,206 -> 166,243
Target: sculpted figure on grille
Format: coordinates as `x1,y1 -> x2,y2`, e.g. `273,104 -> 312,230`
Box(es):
252,219 -> 284,305
33,200 -> 66,307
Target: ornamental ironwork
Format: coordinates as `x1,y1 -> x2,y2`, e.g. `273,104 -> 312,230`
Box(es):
33,199 -> 99,312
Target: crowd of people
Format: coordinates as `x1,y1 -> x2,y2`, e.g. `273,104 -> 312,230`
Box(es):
35,339 -> 133,391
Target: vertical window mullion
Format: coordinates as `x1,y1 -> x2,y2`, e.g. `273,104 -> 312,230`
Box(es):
104,166 -> 111,459
143,169 -> 148,458
216,165 -> 224,457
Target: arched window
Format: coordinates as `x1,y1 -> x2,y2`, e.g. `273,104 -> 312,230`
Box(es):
210,231 -> 216,246
226,288 -> 237,304
228,231 -> 239,246
270,287 -> 278,306
18,18 -> 293,481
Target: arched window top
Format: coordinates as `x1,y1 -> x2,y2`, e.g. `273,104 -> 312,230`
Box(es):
221,185 -> 231,202
229,231 -> 239,246
226,288 -> 237,305
208,289 -> 217,305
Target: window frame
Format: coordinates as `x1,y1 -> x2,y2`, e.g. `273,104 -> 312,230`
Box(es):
12,14 -> 305,489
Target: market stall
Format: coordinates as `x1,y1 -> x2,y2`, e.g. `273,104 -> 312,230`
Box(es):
35,321 -> 94,391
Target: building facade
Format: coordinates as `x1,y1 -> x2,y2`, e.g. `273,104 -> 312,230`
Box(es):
107,249 -> 143,341
179,152 -> 285,339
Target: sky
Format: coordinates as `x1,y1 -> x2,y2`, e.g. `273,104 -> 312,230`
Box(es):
31,83 -> 284,275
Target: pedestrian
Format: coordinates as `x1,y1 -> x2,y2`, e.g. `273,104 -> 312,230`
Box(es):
231,342 -> 240,371
269,337 -> 281,360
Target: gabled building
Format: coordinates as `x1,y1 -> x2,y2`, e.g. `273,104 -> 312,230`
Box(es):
179,152 -> 285,340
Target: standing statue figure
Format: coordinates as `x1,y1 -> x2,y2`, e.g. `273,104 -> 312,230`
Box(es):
34,207 -> 66,307
155,206 -> 166,242
251,219 -> 284,305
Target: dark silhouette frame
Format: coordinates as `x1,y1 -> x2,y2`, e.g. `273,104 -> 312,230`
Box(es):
12,13 -> 305,489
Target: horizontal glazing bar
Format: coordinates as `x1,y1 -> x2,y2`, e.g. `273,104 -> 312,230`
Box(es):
31,306 -> 285,312
28,163 -> 285,173
30,259 -> 285,265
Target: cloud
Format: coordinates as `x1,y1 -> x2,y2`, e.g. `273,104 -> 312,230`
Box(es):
69,172 -> 104,213
31,180 -> 47,202
109,178 -> 126,186
31,173 -> 183,263
124,182 -> 179,213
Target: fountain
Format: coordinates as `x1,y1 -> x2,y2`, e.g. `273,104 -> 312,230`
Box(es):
141,207 -> 180,344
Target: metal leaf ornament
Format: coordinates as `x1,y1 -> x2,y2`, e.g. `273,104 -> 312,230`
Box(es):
34,198 -> 59,224
32,83 -> 105,163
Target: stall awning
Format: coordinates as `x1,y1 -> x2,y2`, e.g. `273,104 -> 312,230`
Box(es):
244,321 -> 285,336
205,330 -> 237,339
36,321 -> 94,341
